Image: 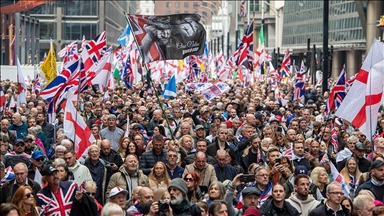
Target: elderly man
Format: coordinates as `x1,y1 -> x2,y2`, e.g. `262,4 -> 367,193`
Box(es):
84,145 -> 113,205
183,151 -> 217,187
100,114 -> 124,150
107,154 -> 149,201
214,149 -> 237,182
168,178 -> 201,215
353,194 -> 375,216
36,164 -> 82,216
139,135 -> 167,175
226,173 -> 262,215
9,113 -> 28,139
0,162 -> 41,203
309,182 -> 350,216
127,187 -> 154,216
147,109 -> 163,136
1,119 -> 16,144
99,139 -> 123,173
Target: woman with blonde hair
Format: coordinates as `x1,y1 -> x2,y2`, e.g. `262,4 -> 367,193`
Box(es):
148,161 -> 171,192
340,157 -> 361,199
11,186 -> 40,216
179,134 -> 196,155
274,132 -> 290,154
310,166 -> 329,198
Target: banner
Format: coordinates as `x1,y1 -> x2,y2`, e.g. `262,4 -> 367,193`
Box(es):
126,14 -> 206,63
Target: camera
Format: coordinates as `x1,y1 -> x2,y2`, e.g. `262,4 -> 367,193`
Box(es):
158,200 -> 169,212
240,174 -> 255,183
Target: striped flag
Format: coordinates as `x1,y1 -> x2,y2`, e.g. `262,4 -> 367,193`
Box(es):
293,61 -> 306,104
0,86 -> 6,111
325,65 -> 347,114
240,0 -> 247,17
331,124 -> 339,153
280,48 -> 291,78
34,67 -> 41,95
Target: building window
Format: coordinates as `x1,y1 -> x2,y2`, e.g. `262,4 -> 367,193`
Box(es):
65,1 -> 98,16
63,23 -> 97,40
175,2 -> 180,8
166,2 -> 171,8
146,8 -> 149,13
166,10 -> 171,15
31,3 -> 56,15
202,11 -> 207,17
250,0 -> 260,12
40,22 -> 55,39
193,3 -> 198,9
202,2 -> 207,7
184,2 -> 189,8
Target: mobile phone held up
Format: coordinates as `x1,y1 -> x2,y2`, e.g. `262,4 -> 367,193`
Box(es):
240,174 -> 255,183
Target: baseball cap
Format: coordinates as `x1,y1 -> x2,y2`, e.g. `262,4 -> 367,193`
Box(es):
294,165 -> 308,175
269,116 -> 280,124
166,114 -> 174,119
15,139 -> 25,145
371,160 -> 384,170
242,187 -> 261,197
195,125 -> 204,130
32,150 -> 45,160
355,142 -> 367,151
132,124 -> 141,130
23,135 -> 33,141
41,165 -> 58,176
109,186 -> 128,198
243,207 -> 260,216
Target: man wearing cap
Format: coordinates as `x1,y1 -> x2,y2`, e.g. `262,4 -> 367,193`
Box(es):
3,139 -> 31,168
356,160 -> 384,202
337,142 -> 371,173
36,164 -> 81,216
28,150 -> 45,180
286,174 -> 320,216
168,178 -> 201,215
226,174 -> 261,216
108,186 -> 129,214
100,114 -> 124,150
0,162 -> 41,203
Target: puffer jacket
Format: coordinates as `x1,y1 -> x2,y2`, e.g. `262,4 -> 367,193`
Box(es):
183,162 -> 217,187
139,149 -> 167,175
260,196 -> 300,216
106,165 -> 149,199
286,192 -> 320,216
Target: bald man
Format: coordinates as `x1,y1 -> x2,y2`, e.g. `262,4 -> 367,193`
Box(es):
1,119 -> 16,144
9,113 -> 28,139
147,109 -> 164,136
99,139 -> 123,173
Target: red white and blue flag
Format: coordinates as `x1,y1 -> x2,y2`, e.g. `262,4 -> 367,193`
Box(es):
331,124 -> 339,153
81,31 -> 107,73
280,48 -> 291,78
235,20 -> 254,70
240,0 -> 247,17
325,65 -> 347,114
293,61 -> 306,103
34,68 -> 41,95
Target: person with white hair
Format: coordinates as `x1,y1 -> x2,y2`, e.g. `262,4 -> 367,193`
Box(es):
353,194 -> 375,216
101,202 -> 123,216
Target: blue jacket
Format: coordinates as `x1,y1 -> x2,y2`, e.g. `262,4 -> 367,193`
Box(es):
214,164 -> 237,182
166,165 -> 184,180
356,179 -> 384,203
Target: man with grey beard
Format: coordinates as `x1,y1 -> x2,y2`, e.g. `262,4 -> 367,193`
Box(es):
36,165 -> 82,215
168,178 -> 201,215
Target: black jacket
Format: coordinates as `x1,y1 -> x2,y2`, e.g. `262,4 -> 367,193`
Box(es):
139,149 -> 167,175
70,192 -> 98,216
170,199 -> 201,216
0,178 -> 41,203
309,203 -> 351,216
100,149 -> 123,172
260,197 -> 300,216
337,155 -> 371,173
356,179 -> 384,203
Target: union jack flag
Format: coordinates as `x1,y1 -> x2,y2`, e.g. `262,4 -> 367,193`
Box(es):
283,145 -> 293,160
57,41 -> 78,61
126,14 -> 164,63
240,0 -> 246,17
319,153 -> 329,165
293,61 -> 306,103
81,31 -> 107,73
123,54 -> 134,89
347,73 -> 357,88
34,69 -> 41,95
36,182 -> 78,216
79,35 -> 86,52
234,20 -> 254,70
331,124 -> 339,153
325,65 -> 347,114
280,48 -> 291,78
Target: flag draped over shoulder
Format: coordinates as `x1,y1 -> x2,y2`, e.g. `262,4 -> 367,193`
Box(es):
40,40 -> 57,83
336,40 -> 384,138
126,13 -> 206,63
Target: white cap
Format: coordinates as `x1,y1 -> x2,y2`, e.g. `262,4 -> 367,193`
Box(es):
109,187 -> 128,198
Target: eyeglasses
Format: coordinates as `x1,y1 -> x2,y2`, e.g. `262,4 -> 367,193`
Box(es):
328,192 -> 344,195
86,192 -> 96,196
257,174 -> 269,177
35,158 -> 44,162
184,178 -> 195,182
25,193 -> 32,198
15,144 -> 25,147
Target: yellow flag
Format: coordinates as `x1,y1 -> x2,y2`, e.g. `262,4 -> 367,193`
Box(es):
40,40 -> 57,83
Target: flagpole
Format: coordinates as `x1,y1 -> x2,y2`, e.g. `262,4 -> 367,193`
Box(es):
124,12 -> 174,139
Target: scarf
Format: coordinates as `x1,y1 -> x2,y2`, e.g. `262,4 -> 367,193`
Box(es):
258,182 -> 272,208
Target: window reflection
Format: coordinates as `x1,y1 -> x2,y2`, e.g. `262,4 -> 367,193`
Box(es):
40,22 -> 55,39
63,23 -> 97,40
65,1 -> 98,16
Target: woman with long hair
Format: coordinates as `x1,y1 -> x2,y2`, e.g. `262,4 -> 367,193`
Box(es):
125,141 -> 140,159
11,186 -> 40,216
117,136 -> 130,160
203,181 -> 226,206
310,166 -> 329,198
280,156 -> 294,174
184,172 -> 203,203
274,132 -> 290,154
340,157 -> 361,199
148,162 -> 171,192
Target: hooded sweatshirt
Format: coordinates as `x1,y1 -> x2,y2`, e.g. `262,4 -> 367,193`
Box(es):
68,160 -> 93,185
286,192 -> 320,216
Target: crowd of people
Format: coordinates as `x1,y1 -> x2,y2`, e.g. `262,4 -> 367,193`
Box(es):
0,77 -> 384,216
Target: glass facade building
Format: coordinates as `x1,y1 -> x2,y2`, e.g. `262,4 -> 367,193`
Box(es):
282,1 -> 365,47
